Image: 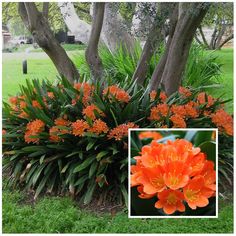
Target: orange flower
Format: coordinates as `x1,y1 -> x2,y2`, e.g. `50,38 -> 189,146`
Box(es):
171,105 -> 186,117
184,102 -> 198,118
150,91 -> 157,102
183,176 -> 213,210
155,189 -> 185,214
149,104 -> 169,121
163,161 -> 190,190
32,100 -> 42,109
139,131 -> 162,140
2,129 -> 6,142
74,82 -> 94,105
49,126 -> 61,142
131,138 -> 216,214
211,109 -> 233,135
89,119 -> 109,135
137,185 -> 156,199
47,92 -> 55,99
9,96 -> 18,105
24,119 -> 45,143
55,117 -> 71,127
160,92 -> 167,103
82,104 -> 104,120
108,122 -> 138,140
103,85 -> 130,103
170,114 -> 186,128
136,166 -> 166,194
71,119 -> 89,136
179,86 -> 192,97
197,92 -> 215,108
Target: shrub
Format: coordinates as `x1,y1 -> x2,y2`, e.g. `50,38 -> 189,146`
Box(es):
73,43 -> 222,87
2,77 -> 233,205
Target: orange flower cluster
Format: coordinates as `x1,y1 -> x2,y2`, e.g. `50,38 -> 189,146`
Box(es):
74,82 -> 94,106
108,122 -> 138,140
89,119 -> 109,135
131,139 -> 216,215
103,85 -> 131,103
82,104 -> 105,120
179,86 -> 192,97
211,109 -> 233,136
197,92 -> 215,108
49,118 -> 71,142
149,104 -> 169,121
150,91 -> 167,103
32,100 -> 42,109
71,119 -> 89,137
139,131 -> 163,140
24,119 -> 45,144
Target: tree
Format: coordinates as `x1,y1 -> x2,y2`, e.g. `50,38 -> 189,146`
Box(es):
85,3 -> 105,81
195,3 -> 233,50
18,2 -> 79,83
149,3 -> 210,95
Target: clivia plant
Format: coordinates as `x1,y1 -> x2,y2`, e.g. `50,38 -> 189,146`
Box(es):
130,130 -> 216,216
2,77 -> 232,206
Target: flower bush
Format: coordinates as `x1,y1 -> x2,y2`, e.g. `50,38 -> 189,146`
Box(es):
2,77 -> 232,204
131,135 -> 216,215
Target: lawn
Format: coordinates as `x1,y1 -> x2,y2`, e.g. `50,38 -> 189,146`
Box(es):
2,184 -> 233,234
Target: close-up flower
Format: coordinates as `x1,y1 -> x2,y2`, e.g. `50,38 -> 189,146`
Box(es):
130,131 -> 216,216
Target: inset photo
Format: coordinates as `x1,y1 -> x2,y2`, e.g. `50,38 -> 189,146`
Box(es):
128,129 -> 218,218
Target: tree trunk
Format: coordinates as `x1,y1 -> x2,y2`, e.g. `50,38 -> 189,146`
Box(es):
58,2 -> 92,44
85,3 -> 105,81
198,26 -> 210,48
215,24 -> 227,49
42,2 -> 49,19
217,33 -> 233,49
160,3 -> 210,96
149,5 -> 178,91
19,2 -> 79,84
132,3 -> 167,84
102,3 -> 136,53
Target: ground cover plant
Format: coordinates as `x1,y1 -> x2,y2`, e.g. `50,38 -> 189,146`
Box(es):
130,130 -> 216,216
2,182 -> 233,233
2,77 -> 233,206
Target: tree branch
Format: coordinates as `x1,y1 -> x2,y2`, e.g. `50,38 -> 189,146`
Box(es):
218,33 -> 233,49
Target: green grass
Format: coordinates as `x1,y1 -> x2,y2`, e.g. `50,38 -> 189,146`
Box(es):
208,48 -> 233,113
2,58 -> 57,101
2,186 -> 233,234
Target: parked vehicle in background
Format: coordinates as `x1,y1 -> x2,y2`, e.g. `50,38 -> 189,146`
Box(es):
9,36 -> 33,46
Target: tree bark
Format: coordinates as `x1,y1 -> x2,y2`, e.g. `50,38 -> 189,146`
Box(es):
58,2 -> 92,44
85,3 -> 105,81
198,26 -> 210,48
132,3 -> 176,85
160,3 -> 210,96
149,4 -> 178,91
102,3 -> 136,53
42,2 -> 49,19
19,2 -> 79,84
215,24 -> 227,49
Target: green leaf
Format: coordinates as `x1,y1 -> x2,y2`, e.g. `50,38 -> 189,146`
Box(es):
83,180 -> 96,204
194,131 -> 213,146
199,141 -> 216,164
86,140 -> 96,151
73,156 -> 95,173
96,151 -> 109,161
89,162 -> 98,178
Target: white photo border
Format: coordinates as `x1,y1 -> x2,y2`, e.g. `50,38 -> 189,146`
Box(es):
128,128 -> 218,219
